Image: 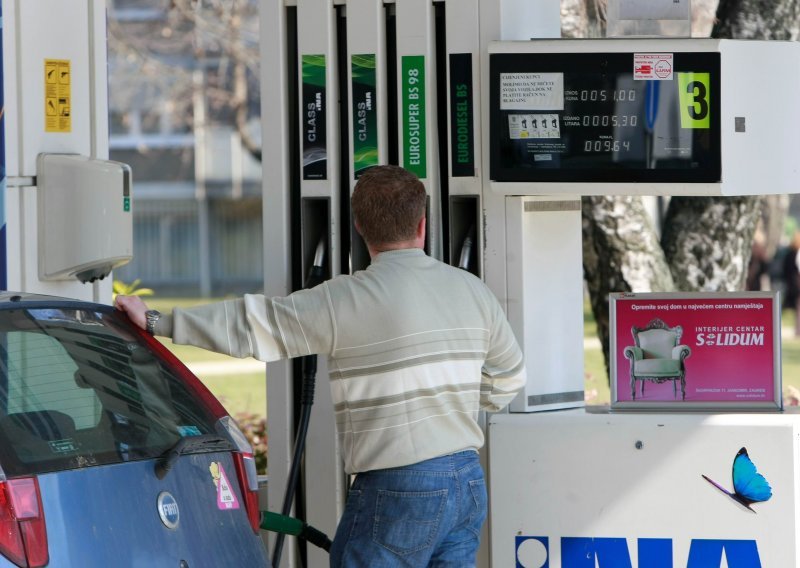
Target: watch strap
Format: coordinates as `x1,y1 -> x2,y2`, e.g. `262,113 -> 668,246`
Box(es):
145,310 -> 162,335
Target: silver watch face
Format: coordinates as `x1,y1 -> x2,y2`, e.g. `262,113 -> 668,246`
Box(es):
145,310 -> 161,333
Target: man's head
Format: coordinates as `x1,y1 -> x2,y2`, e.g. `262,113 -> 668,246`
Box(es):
351,165 -> 426,248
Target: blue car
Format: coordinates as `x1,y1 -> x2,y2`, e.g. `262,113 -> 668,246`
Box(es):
0,293 -> 270,567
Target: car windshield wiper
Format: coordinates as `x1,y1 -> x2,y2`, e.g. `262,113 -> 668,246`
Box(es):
155,434 -> 235,480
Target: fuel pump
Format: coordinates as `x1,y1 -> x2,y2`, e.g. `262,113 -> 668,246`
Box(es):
257,1 -> 800,566
259,2 -> 570,567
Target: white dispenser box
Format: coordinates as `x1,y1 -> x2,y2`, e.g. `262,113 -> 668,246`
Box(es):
37,154 -> 133,283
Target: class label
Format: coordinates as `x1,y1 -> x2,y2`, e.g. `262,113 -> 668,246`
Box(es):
302,54 -> 327,180
351,54 -> 378,179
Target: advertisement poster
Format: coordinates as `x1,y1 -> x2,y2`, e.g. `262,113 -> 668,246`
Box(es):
610,292 -> 781,410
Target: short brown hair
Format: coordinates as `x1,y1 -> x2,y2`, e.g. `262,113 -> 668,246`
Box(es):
351,165 -> 426,245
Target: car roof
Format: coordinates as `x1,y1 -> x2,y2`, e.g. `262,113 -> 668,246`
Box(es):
0,291 -> 106,309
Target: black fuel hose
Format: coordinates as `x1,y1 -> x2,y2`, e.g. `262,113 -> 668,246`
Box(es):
272,240 -> 327,568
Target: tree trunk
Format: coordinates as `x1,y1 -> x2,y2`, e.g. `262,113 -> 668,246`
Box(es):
583,196 -> 675,376
561,0 -> 588,39
661,196 -> 760,291
712,0 -> 800,40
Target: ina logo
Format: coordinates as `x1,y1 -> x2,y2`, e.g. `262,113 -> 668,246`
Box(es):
515,536 -> 763,568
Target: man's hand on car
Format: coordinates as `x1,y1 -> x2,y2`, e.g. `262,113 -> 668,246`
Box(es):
114,295 -> 149,330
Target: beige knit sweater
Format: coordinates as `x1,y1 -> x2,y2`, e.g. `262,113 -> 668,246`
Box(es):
156,249 -> 525,474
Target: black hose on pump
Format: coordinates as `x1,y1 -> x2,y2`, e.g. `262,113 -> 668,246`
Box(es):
272,239 -> 327,568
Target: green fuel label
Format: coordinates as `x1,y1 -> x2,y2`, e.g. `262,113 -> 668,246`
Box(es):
449,53 -> 474,177
402,55 -> 426,179
352,54 -> 378,178
302,54 -> 327,180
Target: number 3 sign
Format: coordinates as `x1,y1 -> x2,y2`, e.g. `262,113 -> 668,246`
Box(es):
678,72 -> 711,129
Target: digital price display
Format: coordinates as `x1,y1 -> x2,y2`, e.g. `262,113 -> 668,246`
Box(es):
490,52 -> 721,183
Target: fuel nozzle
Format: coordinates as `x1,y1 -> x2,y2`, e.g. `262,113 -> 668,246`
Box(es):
305,238 -> 326,289
458,224 -> 476,271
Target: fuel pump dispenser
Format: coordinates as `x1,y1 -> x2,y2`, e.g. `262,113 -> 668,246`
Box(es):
486,36 -> 800,567
259,1 -> 800,566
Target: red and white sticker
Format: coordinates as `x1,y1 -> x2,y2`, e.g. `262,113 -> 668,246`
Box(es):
633,53 -> 673,81
209,462 -> 240,510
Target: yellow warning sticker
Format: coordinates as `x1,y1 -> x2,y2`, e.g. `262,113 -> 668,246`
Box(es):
45,59 -> 71,133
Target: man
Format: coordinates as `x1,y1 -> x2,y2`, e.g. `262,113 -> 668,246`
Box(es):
116,165 -> 525,567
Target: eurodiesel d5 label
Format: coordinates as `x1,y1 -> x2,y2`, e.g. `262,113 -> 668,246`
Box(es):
402,55 -> 426,179
449,53 -> 474,177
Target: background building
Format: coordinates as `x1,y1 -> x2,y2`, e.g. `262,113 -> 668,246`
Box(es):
108,0 -> 263,297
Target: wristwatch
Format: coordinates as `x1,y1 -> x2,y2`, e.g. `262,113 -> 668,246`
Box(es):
145,310 -> 162,335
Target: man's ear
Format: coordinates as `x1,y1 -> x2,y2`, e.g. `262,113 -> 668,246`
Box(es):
354,220 -> 363,236
416,216 -> 426,240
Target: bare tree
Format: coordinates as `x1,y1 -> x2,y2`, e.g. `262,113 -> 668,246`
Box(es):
107,0 -> 261,159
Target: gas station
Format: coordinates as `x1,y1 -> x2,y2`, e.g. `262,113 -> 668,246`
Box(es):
5,0 -> 800,566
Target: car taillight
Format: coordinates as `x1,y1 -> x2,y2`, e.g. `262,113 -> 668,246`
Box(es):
217,416 -> 261,534
234,452 -> 261,534
218,416 -> 261,534
0,477 -> 48,568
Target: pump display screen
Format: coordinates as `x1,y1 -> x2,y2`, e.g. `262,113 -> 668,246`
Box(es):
490,52 -> 721,183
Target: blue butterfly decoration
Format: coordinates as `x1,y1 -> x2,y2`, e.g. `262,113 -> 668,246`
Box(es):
702,447 -> 772,513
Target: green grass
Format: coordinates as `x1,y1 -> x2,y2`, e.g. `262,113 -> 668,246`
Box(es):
199,373 -> 267,418
144,297 -> 268,418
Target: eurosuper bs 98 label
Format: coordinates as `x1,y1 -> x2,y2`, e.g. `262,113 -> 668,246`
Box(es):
402,55 -> 426,179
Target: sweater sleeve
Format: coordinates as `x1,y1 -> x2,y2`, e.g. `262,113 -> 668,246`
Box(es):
480,295 -> 526,412
155,285 -> 336,362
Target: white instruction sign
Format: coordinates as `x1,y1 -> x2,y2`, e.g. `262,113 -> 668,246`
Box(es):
508,114 -> 561,139
633,53 -> 674,81
500,73 -> 563,111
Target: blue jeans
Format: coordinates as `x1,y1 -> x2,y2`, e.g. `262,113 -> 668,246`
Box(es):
329,450 -> 487,567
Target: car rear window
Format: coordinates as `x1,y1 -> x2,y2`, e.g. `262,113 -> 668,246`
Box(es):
0,306 -> 218,477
